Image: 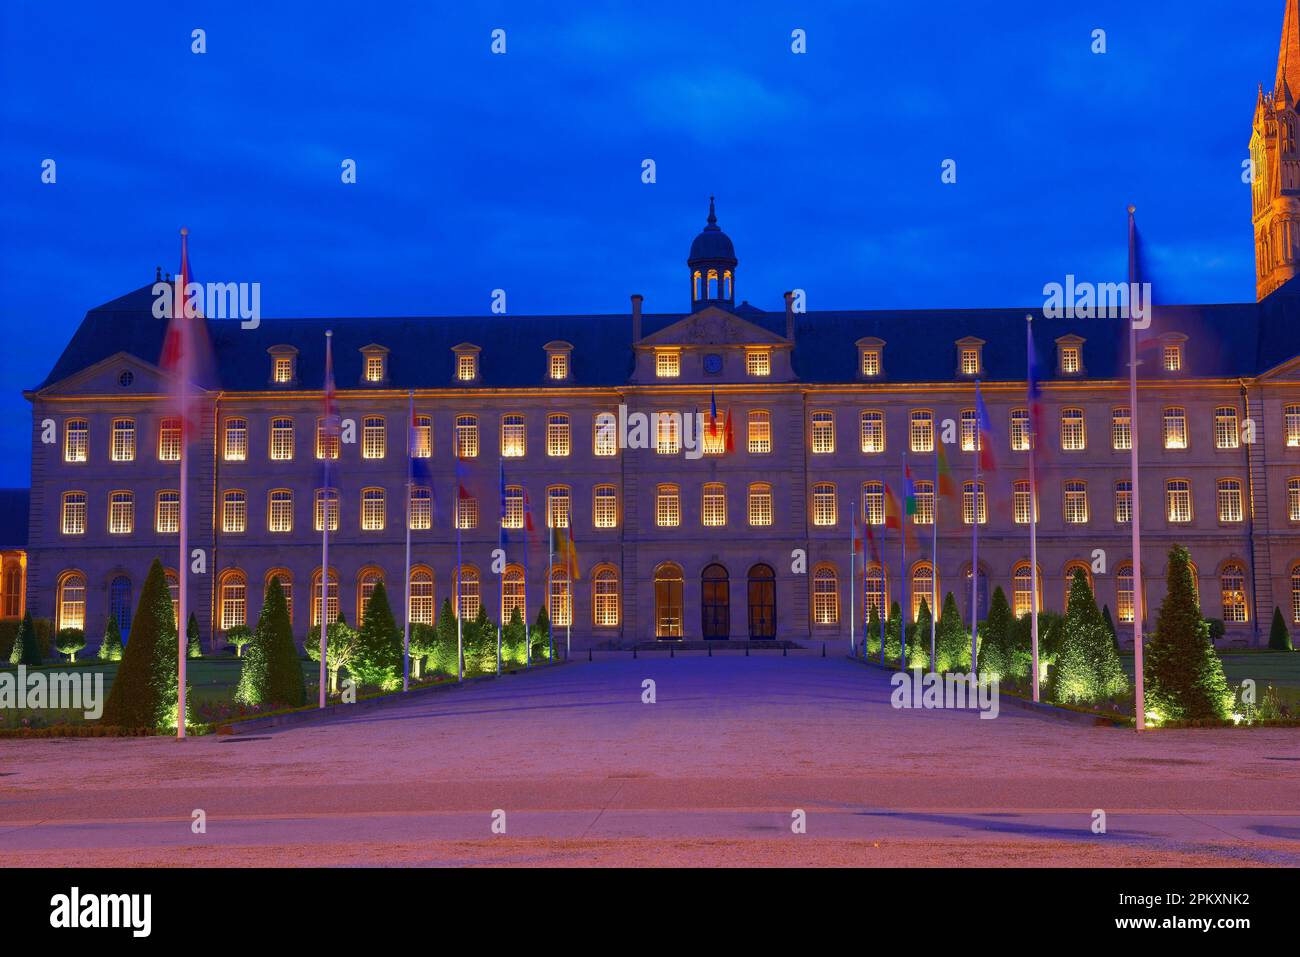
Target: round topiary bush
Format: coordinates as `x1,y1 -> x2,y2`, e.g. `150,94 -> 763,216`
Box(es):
55,628 -> 86,663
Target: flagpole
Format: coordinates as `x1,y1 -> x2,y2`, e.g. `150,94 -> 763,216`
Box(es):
899,453 -> 907,666
455,458 -> 464,682
523,496 -> 531,668
879,505 -> 887,666
497,458 -> 504,675
403,390 -> 413,692
970,380 -> 982,673
174,229 -> 190,739
849,500 -> 856,656
1128,205 -> 1146,731
547,528 -> 555,661
319,330 -> 333,708
1027,316 -> 1041,702
931,442 -> 939,673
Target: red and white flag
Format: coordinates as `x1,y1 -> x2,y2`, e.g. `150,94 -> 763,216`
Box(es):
159,230 -> 201,440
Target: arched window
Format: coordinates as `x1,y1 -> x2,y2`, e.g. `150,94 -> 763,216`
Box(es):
707,268 -> 718,299
692,270 -> 702,301
56,571 -> 86,631
593,566 -> 619,626
165,570 -> 179,626
311,568 -> 339,627
864,563 -> 886,617
1221,562 -> 1248,624
1116,563 -> 1136,624
654,563 -> 684,638
1012,562 -> 1037,618
911,562 -> 934,622
723,270 -> 733,299
409,566 -> 434,625
813,565 -> 839,625
109,575 -> 132,635
1291,563 -> 1300,624
1063,561 -> 1092,609
357,567 -> 384,622
2,562 -> 23,619
219,569 -> 247,632
456,566 -> 480,621
548,563 -> 571,626
501,566 -> 524,624
265,569 -> 292,623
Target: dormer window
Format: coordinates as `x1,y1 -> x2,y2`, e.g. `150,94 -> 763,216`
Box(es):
452,344 -> 481,383
1056,335 -> 1085,376
544,341 -> 573,382
360,344 -> 389,385
956,338 -> 985,377
268,346 -> 298,386
656,350 -> 680,379
745,349 -> 771,377
857,337 -> 885,378
1162,340 -> 1184,372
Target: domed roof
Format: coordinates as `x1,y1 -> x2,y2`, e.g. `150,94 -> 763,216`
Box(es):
688,196 -> 737,264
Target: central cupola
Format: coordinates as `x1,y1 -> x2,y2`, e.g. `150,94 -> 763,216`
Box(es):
687,196 -> 737,309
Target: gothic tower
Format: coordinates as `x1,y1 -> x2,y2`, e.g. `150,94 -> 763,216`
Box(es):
1252,0 -> 1300,299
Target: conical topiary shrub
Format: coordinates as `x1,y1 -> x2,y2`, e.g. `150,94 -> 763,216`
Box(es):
883,600 -> 903,664
98,615 -> 124,661
1145,545 -> 1233,722
186,613 -> 202,659
236,577 -> 305,707
531,603 -> 552,662
1101,603 -> 1119,650
9,610 -> 41,665
977,586 -> 1013,680
502,606 -> 527,665
101,560 -> 191,730
907,598 -> 932,669
1269,606 -> 1294,651
1050,569 -> 1128,705
352,580 -> 402,690
431,598 -> 460,676
934,593 -> 968,672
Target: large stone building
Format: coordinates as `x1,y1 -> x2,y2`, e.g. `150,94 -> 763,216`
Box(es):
20,13 -> 1300,654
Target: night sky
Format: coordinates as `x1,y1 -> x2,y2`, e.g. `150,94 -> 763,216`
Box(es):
0,1 -> 1283,487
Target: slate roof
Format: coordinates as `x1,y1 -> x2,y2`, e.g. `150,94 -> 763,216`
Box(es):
32,277 -> 1300,394
0,489 -> 30,550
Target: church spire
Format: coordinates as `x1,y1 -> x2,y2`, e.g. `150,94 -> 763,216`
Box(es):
1279,0 -> 1300,97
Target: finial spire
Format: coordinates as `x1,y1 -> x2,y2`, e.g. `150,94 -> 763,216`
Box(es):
706,195 -> 717,227
1278,0 -> 1300,97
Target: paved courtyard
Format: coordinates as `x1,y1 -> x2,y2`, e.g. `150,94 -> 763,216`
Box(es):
1,653 -> 1297,866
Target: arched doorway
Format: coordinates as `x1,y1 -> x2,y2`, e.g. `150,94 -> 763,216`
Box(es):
701,563 -> 729,639
748,564 -> 776,639
654,563 -> 684,639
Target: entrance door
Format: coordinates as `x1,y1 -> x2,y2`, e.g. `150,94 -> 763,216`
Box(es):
655,563 -> 684,638
701,563 -> 730,639
747,564 -> 776,639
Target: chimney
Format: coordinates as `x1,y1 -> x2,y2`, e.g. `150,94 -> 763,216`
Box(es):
631,294 -> 643,342
783,291 -> 794,340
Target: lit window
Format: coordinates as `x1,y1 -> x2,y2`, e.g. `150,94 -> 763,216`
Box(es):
316,419 -> 340,460
61,492 -> 86,535
911,564 -> 934,622
1163,407 -> 1187,449
502,486 -> 524,530
1221,563 -> 1248,623
412,415 -> 432,458
111,418 -> 136,462
1286,404 -> 1300,447
409,487 -> 432,530
1166,479 -> 1192,523
1214,407 -> 1240,450
219,571 -> 247,631
500,414 -> 526,458
58,573 -> 87,631
813,566 -> 839,625
547,413 -> 571,457
362,415 -> 386,459
748,411 -> 771,454
64,419 -> 88,463
273,355 -> 294,383
593,568 -> 619,626
861,349 -> 881,377
655,351 -> 680,379
1060,345 -> 1080,374
810,411 -> 835,454
268,489 -> 293,532
593,485 -> 618,528
455,493 -> 478,530
314,489 -> 339,532
962,481 -> 986,525
549,352 -> 569,381
365,355 -> 385,382
1114,480 -> 1132,524
410,568 -> 434,625
1060,408 -> 1086,451
109,490 -> 134,535
1008,409 -> 1030,451
655,412 -> 681,454
311,569 -> 339,627
1013,480 -> 1034,525
158,417 -> 181,462
811,482 -> 837,526
456,353 -> 478,382
863,482 -> 884,526
1013,564 -> 1036,618
361,487 -> 385,531
656,484 -> 680,527
547,565 -> 571,626
547,486 -> 570,529
501,567 -> 524,624
746,350 -> 771,377
455,415 -> 479,458
270,417 -> 294,461
1216,479 -> 1243,523
223,418 -> 248,462
456,567 -> 480,621
156,490 -> 180,533
1292,565 -> 1300,624
748,483 -> 773,526
960,347 -> 980,376
1162,343 -> 1182,372
702,420 -> 726,455
860,410 -> 884,453
1063,480 -> 1089,524
1289,477 -> 1300,522
865,565 -> 886,617
702,482 -> 727,527
222,490 -> 247,533
1117,564 -> 1135,623
358,569 -> 382,618
1112,407 -> 1131,451
594,413 -> 618,456
912,481 -> 934,526
910,410 -> 934,452
960,409 -> 978,452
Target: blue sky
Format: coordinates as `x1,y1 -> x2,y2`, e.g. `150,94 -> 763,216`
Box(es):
0,1 -> 1284,486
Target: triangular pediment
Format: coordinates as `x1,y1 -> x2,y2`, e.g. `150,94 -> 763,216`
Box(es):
32,351 -> 208,399
639,306 -> 787,347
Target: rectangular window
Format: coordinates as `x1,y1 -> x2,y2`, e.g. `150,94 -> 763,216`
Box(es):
549,352 -> 568,380
1287,404 -> 1300,447
702,483 -> 727,527
655,351 -> 680,379
963,481 -> 986,525
746,350 -> 771,377
861,349 -> 880,377
547,414 -> 570,457
748,411 -> 771,454
1163,407 -> 1187,450
314,490 -> 339,532
913,481 -> 934,526
270,417 -> 295,461
1216,479 -> 1243,523
547,486 -> 570,529
1112,407 -> 1131,451
156,490 -> 180,533
1163,344 -> 1182,372
960,409 -> 977,452
1289,477 -> 1300,522
62,492 -> 87,535
501,414 -> 526,457
960,348 -> 980,375
593,485 -> 618,529
594,413 -> 618,457
365,355 -> 385,382
268,490 -> 293,533
316,420 -> 340,460
860,411 -> 884,453
455,494 -> 478,530
1009,409 -> 1030,451
655,412 -> 681,455
223,418 -> 248,462
112,419 -> 136,462
656,485 -> 680,527
810,411 -> 835,454
1214,407 -> 1239,450
1060,408 -> 1086,451
1063,480 -> 1089,524
1166,479 -> 1192,523
1013,480 -> 1034,525
1114,481 -> 1132,524
361,488 -> 385,530
456,354 -> 477,381
1060,346 -> 1080,374
273,356 -> 294,383
748,485 -> 773,527
910,411 -> 933,453
158,418 -> 181,462
109,491 -> 134,535
412,415 -> 432,458
863,483 -> 884,526
502,486 -> 524,530
65,419 -> 88,463
222,490 -> 247,533
455,415 -> 479,458
811,483 -> 837,526
362,416 -> 386,459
